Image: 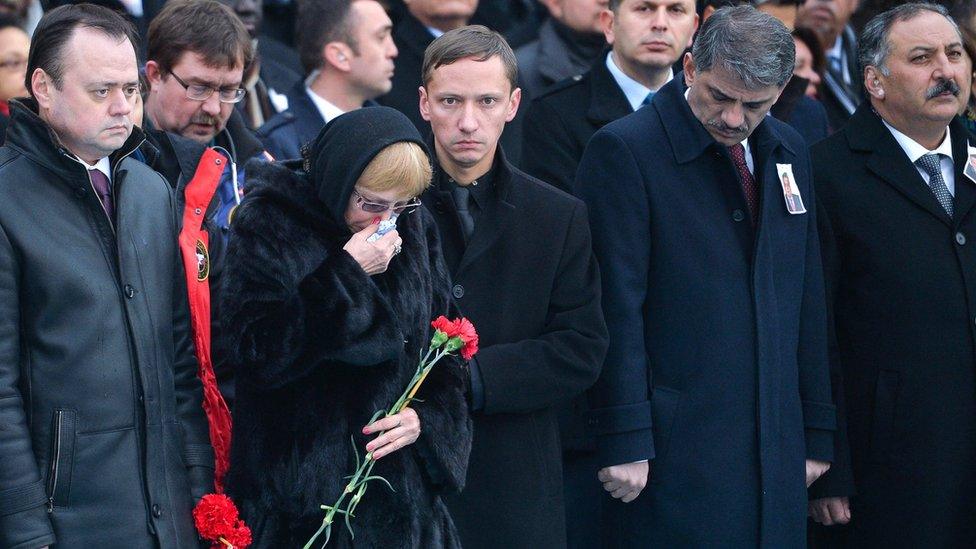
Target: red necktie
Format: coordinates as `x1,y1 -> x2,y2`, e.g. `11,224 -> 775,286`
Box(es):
728,143 -> 758,223
88,169 -> 114,221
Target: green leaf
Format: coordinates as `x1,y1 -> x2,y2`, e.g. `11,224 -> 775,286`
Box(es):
362,475 -> 396,492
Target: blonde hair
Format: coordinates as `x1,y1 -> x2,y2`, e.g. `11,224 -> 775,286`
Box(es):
356,141 -> 432,197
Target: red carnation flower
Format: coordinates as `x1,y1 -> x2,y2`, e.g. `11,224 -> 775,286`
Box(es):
431,316 -> 454,335
193,494 -> 250,547
451,317 -> 479,360
223,521 -> 253,548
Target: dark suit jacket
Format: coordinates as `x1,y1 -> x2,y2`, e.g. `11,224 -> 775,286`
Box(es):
577,77 -> 835,547
424,149 -> 608,549
820,25 -> 862,133
257,83 -> 325,161
812,105 -> 976,547
378,12 -> 433,133
521,52 -> 632,194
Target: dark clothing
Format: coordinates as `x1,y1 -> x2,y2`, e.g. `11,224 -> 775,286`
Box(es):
522,52 -> 633,194
771,76 -> 831,146
515,19 -> 604,100
258,83 -> 325,161
820,25 -> 862,133
379,11 -> 435,133
0,99 -> 213,549
811,106 -> 976,547
577,77 -> 835,547
223,108 -> 471,547
259,36 -> 303,80
424,149 -> 608,549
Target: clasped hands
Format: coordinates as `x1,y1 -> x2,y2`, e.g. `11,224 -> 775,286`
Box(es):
597,459 -> 839,511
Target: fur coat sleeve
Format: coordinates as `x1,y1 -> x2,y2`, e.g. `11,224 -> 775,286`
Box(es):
219,177 -> 404,391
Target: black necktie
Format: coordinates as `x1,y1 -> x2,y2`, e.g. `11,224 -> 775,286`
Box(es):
451,185 -> 475,242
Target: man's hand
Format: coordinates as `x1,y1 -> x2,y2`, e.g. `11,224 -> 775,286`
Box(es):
808,496 -> 851,525
805,459 -> 831,487
597,461 -> 649,503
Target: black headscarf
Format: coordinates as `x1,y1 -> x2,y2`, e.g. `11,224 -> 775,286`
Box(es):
302,106 -> 429,227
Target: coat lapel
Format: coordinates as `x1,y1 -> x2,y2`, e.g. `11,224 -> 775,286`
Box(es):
586,53 -> 635,127
848,105 -> 953,227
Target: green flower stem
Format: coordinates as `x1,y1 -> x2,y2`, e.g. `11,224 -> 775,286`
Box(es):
304,345 -> 452,549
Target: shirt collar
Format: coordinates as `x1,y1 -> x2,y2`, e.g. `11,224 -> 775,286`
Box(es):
72,155 -> 112,181
305,86 -> 347,124
882,119 -> 954,164
827,34 -> 844,61
606,51 -> 671,111
440,163 -> 495,210
426,26 -> 444,39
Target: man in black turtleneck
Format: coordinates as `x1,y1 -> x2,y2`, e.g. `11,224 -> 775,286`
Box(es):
515,0 -> 607,99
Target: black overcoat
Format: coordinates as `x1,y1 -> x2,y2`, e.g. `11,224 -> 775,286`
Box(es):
812,105 -> 976,547
423,151 -> 608,549
221,160 -> 472,547
577,77 -> 836,547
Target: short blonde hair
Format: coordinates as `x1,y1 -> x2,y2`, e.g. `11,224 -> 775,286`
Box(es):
356,141 -> 432,197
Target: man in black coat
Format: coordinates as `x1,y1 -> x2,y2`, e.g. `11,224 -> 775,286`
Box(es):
797,0 -> 862,130
259,0 -> 396,161
810,4 -> 976,546
522,0 -> 699,194
379,0 -> 477,132
419,26 -> 608,549
0,6 -> 213,547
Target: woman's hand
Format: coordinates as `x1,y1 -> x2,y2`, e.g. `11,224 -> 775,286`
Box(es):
363,408 -> 421,460
343,223 -> 403,275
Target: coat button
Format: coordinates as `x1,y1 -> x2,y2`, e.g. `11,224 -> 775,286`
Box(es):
452,284 -> 464,299
123,284 -> 135,298
956,232 -> 966,245
732,209 -> 746,222
151,503 -> 162,518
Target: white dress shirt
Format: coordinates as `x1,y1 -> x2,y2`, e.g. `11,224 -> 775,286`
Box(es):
606,52 -> 672,112
882,120 -> 955,196
305,87 -> 347,125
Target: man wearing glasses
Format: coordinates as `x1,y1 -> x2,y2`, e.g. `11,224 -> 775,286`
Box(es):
143,0 -> 268,240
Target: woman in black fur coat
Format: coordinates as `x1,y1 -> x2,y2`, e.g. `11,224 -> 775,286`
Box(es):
220,107 -> 472,547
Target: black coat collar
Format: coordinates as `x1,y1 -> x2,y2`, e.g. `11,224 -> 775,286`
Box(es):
846,103 -> 976,227
285,82 -> 327,155
586,51 -> 634,126
395,12 -> 436,60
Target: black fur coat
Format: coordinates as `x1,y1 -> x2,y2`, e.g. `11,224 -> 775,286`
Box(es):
221,160 -> 472,547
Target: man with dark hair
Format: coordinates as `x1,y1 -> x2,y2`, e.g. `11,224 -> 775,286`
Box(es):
144,0 -> 266,242
379,0 -> 478,131
514,0 -> 606,99
811,3 -> 976,545
0,4 -> 213,547
578,6 -> 834,546
218,0 -> 302,129
798,0 -> 862,130
259,0 -> 396,160
419,25 -> 608,549
523,0 -> 698,193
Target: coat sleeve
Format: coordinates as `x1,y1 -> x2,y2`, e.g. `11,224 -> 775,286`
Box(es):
795,154 -> 837,464
411,211 -> 473,493
809,194 -> 856,499
170,222 -> 216,501
474,200 -> 608,416
0,225 -> 57,549
521,98 -> 579,194
220,198 -> 402,391
577,128 -> 655,468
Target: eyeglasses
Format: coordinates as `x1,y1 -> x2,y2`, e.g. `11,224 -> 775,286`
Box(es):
167,70 -> 246,103
353,189 -> 422,214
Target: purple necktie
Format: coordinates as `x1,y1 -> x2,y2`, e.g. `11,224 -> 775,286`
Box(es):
728,143 -> 758,224
88,169 -> 113,221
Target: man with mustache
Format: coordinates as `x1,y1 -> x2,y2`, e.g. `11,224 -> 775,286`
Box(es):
577,6 -> 835,546
418,25 -> 608,549
810,4 -> 976,546
0,5 -> 212,547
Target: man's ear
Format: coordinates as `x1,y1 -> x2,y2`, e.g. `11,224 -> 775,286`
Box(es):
144,60 -> 163,91
419,85 -> 431,121
31,68 -> 52,110
864,66 -> 885,100
324,42 -> 353,72
682,52 -> 696,86
506,87 -> 521,122
600,8 -> 615,45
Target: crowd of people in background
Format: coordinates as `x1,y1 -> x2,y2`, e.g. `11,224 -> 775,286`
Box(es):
0,0 -> 975,547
